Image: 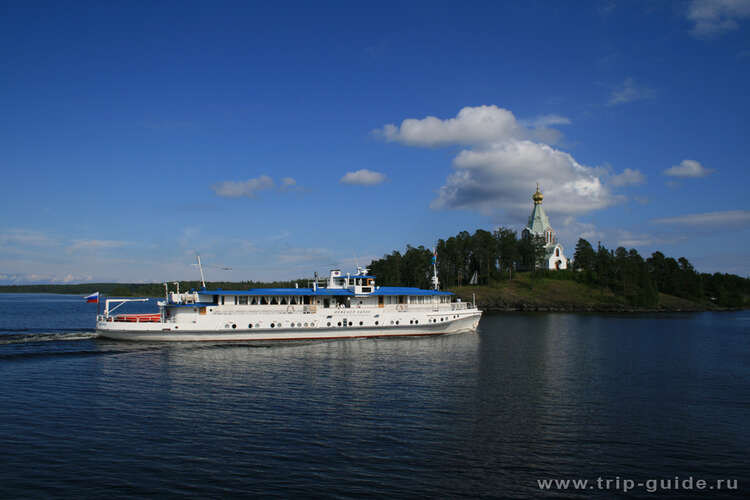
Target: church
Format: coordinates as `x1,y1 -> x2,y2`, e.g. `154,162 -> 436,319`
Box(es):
521,185 -> 568,270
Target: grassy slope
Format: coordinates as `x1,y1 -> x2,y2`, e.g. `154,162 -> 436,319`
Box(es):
449,273 -> 708,311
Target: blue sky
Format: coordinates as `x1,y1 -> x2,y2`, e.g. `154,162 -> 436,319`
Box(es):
1,0 -> 749,283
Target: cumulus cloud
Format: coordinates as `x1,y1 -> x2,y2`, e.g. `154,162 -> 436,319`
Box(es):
663,159 -> 714,178
212,175 -> 274,198
376,105 -> 633,220
432,141 -> 620,217
651,210 -> 750,227
607,78 -> 655,106
687,0 -> 750,38
340,169 -> 387,186
375,105 -> 526,147
609,168 -> 646,187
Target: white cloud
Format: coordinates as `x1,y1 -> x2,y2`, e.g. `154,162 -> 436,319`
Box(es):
340,169 -> 387,186
609,168 -> 646,187
68,239 -> 130,251
375,105 -> 525,147
277,247 -> 332,265
432,141 -> 620,217
280,177 -> 297,191
687,0 -> 750,38
651,210 -> 750,227
521,114 -> 572,128
377,106 -> 629,220
212,175 -> 274,198
614,230 -> 682,248
0,229 -> 53,247
663,159 -> 714,178
607,78 -> 655,106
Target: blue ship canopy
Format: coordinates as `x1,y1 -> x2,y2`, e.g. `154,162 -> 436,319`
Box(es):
199,288 -> 354,296
371,287 -> 453,296
196,286 -> 451,297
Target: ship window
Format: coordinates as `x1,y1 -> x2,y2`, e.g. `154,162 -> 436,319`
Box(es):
251,297 -> 258,305
239,296 -> 248,305
221,296 -> 225,305
260,297 -> 268,305
280,297 -> 288,305
303,296 -> 311,305
234,296 -> 238,305
271,297 -> 279,305
213,295 -> 219,305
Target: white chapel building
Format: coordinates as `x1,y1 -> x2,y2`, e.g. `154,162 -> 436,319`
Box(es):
521,185 -> 568,270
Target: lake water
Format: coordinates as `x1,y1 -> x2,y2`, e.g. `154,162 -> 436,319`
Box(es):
0,294 -> 747,498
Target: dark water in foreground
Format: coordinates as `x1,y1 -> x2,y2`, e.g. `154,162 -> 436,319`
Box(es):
0,294 -> 748,498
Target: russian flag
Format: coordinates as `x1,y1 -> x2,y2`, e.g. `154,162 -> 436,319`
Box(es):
85,292 -> 100,303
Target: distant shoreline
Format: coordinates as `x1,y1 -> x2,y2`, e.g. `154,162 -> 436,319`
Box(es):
1,279 -> 744,313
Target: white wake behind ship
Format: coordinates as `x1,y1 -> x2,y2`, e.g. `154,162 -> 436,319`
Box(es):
96,265 -> 482,342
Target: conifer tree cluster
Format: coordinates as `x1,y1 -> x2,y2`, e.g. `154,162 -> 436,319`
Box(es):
367,230 -> 748,308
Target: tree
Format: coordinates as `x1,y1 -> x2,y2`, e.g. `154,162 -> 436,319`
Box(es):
495,227 -> 519,279
573,238 -> 596,272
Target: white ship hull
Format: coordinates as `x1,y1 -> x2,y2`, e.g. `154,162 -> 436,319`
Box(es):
97,312 -> 481,342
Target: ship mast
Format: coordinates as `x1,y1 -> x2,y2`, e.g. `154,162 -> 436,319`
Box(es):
431,247 -> 439,290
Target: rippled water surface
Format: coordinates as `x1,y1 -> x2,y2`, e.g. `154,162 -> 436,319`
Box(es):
0,294 -> 748,498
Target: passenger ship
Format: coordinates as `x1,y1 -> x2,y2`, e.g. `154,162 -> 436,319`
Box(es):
96,266 -> 482,341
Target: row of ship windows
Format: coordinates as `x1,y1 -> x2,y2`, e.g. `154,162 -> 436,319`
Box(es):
216,296 -> 449,305
225,314 -> 462,329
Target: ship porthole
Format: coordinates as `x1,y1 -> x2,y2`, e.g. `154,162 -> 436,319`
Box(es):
304,322 -> 308,327
298,323 -> 302,327
232,324 -> 236,329
415,320 -> 418,324
248,324 -> 252,329
396,320 -> 399,325
375,321 -> 379,325
327,322 -> 331,327
359,321 -> 363,326
270,323 -> 275,328
337,322 -> 341,327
